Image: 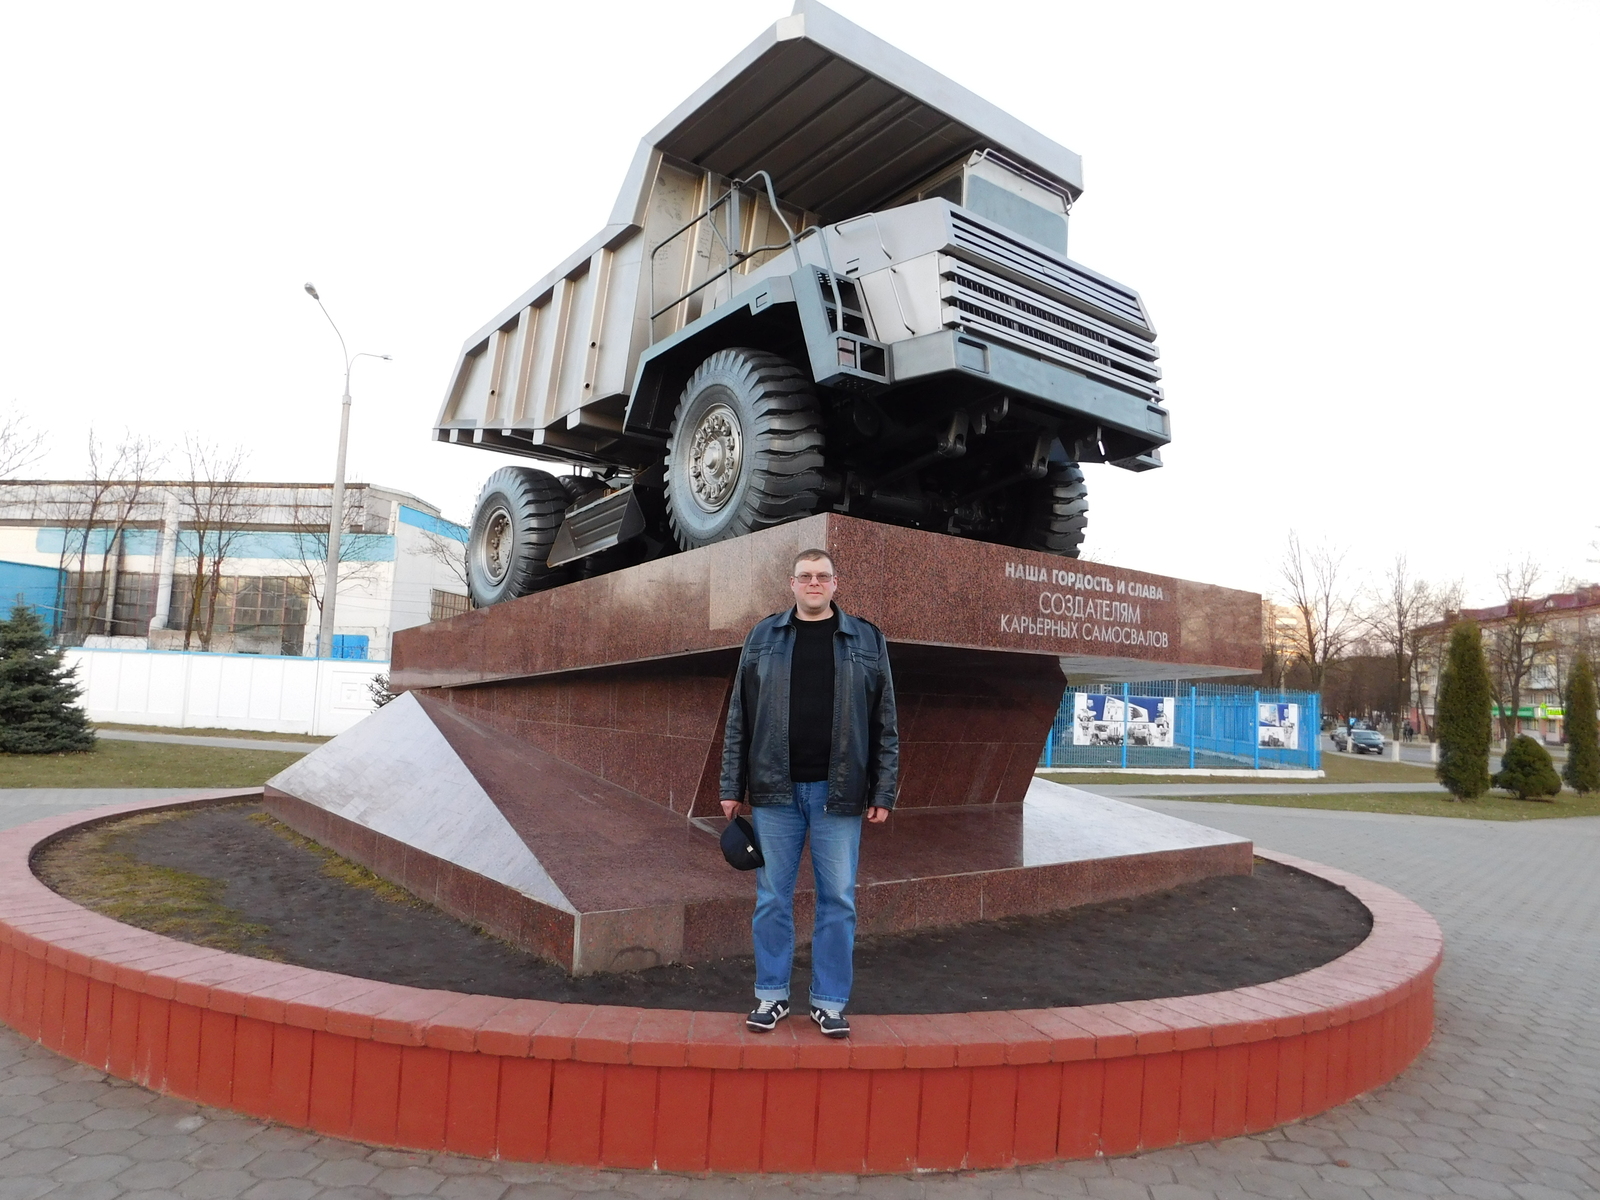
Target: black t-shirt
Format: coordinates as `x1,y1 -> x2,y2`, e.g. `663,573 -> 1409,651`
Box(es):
788,609 -> 838,782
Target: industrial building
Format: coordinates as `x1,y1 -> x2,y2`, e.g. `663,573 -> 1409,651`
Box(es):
0,480 -> 469,661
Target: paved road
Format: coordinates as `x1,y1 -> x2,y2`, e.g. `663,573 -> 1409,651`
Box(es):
0,792 -> 1596,1197
1082,782 -> 1447,798
1320,735 -> 1440,770
1319,734 -> 1562,774
95,729 -> 319,753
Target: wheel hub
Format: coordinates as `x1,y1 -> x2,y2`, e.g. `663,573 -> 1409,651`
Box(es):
688,403 -> 742,512
479,506 -> 513,584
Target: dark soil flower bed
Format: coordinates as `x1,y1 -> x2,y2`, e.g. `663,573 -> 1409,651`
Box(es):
36,802 -> 1371,1014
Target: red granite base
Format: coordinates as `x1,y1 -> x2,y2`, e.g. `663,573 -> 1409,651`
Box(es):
0,795 -> 1442,1174
340,518 -> 1263,973
265,695 -> 1252,974
392,514 -> 1264,816
262,786 -> 1254,974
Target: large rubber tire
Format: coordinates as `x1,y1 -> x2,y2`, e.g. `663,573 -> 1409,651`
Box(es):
663,348 -> 825,551
465,466 -> 571,607
1016,462 -> 1089,558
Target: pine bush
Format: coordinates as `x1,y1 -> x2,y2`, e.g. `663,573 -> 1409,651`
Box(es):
1494,734 -> 1562,799
1435,622 -> 1491,799
0,603 -> 97,754
1563,655 -> 1600,794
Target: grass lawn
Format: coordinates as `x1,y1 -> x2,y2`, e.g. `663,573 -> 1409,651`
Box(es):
1043,754 -> 1439,787
0,739 -> 305,788
94,722 -> 331,744
1140,790 -> 1600,821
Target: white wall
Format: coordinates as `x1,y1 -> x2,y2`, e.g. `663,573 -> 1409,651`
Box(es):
65,647 -> 384,737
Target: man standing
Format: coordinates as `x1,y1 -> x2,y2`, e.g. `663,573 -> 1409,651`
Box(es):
721,548 -> 898,1039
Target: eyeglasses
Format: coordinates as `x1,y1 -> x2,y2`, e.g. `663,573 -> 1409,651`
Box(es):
792,573 -> 835,584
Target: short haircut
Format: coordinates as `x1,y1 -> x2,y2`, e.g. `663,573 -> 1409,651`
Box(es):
792,548 -> 835,576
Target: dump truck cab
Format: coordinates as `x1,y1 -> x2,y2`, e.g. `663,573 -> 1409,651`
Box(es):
436,1 -> 1167,607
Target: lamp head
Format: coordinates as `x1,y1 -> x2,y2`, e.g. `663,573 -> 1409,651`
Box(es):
303,283 -> 320,300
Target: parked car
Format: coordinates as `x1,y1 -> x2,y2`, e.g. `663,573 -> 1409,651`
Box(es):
1334,729 -> 1385,755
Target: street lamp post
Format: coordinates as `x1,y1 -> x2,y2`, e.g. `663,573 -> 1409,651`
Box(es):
304,283 -> 390,658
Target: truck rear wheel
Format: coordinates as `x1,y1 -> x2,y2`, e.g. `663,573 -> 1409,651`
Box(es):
465,466 -> 571,607
664,348 -> 825,551
1015,462 -> 1089,558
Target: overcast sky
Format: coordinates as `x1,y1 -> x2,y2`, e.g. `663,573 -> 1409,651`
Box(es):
1,0 -> 1595,608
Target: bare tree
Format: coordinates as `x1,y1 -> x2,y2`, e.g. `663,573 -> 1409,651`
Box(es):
83,434 -> 163,635
407,528 -> 470,596
1278,533 -> 1359,692
175,439 -> 254,650
49,432 -> 164,641
0,406 -> 45,480
286,488 -> 385,647
1486,557 -> 1549,743
1362,555 -> 1443,738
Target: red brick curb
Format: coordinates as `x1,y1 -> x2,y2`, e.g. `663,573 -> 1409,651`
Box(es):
0,792 -> 1441,1173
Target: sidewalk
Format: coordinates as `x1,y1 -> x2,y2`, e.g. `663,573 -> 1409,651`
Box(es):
0,788 -> 224,829
94,729 -> 320,753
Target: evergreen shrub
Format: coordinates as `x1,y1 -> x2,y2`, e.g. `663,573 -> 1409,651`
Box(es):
1435,622 -> 1491,799
0,603 -> 97,754
1494,735 -> 1562,799
1563,655 -> 1600,794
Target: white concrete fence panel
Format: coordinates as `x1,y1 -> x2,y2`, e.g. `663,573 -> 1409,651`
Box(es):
64,648 -> 383,737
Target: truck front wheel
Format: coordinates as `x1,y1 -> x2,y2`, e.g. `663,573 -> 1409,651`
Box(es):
465,466 -> 571,607
664,348 -> 825,551
1014,462 -> 1089,558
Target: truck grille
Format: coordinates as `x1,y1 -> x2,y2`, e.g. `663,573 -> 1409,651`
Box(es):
941,257 -> 1162,401
949,211 -> 1154,336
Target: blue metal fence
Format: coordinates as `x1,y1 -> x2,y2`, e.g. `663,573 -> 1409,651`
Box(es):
0,560 -> 66,636
1039,681 -> 1321,771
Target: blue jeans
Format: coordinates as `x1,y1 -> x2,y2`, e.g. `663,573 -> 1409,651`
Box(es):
750,780 -> 863,1011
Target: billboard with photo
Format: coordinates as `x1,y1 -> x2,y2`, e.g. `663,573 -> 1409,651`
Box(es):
1258,703 -> 1300,749
1072,693 -> 1175,748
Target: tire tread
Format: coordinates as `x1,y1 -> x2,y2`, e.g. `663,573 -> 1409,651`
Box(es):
665,348 -> 826,550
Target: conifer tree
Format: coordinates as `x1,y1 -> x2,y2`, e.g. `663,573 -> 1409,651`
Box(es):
1494,735 -> 1561,799
0,603 -> 97,754
1564,654 -> 1600,794
1435,621 -> 1491,799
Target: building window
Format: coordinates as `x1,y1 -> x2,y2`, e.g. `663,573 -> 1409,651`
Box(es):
111,572 -> 159,637
57,571 -> 161,643
168,575 -> 310,654
430,589 -> 471,622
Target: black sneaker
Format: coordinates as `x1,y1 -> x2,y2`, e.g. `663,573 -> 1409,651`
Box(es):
746,998 -> 790,1032
810,1005 -> 850,1039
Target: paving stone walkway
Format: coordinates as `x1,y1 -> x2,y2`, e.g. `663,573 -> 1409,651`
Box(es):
0,793 -> 1595,1198
94,730 -> 319,753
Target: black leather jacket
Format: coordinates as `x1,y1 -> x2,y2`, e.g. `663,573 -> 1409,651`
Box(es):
720,605 -> 899,815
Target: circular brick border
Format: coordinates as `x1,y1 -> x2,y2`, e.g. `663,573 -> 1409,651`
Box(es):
0,792 -> 1441,1173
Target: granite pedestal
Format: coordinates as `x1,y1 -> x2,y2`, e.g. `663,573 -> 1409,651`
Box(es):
265,515 -> 1263,972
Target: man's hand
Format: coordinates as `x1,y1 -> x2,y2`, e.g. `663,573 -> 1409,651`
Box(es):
720,800 -> 748,820
866,806 -> 890,824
